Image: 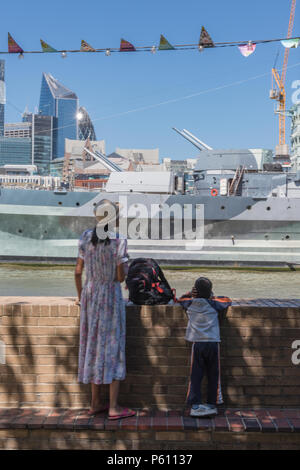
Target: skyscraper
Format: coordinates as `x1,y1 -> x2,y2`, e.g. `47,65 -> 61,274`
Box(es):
0,60 -> 5,137
77,106 -> 96,141
39,73 -> 78,158
22,112 -> 55,175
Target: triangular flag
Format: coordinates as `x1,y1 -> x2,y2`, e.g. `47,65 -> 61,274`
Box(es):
40,39 -> 57,53
199,26 -> 214,48
158,35 -> 175,50
120,38 -> 136,51
80,40 -> 96,52
238,42 -> 256,57
8,33 -> 24,54
281,38 -> 300,48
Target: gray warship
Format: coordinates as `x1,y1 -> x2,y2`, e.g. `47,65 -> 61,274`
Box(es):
0,130 -> 300,267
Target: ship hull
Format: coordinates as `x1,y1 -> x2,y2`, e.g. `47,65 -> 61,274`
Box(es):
0,188 -> 300,266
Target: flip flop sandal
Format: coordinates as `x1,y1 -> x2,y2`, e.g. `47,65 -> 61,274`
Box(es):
108,408 -> 136,420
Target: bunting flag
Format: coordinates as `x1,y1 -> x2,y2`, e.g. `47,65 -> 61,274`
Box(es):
80,40 -> 96,52
40,39 -> 57,53
120,38 -> 136,51
8,33 -> 24,54
281,38 -> 300,48
199,26 -> 214,48
238,42 -> 256,57
2,32 -> 300,57
158,35 -> 175,50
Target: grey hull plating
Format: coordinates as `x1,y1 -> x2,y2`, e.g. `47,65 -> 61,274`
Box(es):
0,188 -> 299,266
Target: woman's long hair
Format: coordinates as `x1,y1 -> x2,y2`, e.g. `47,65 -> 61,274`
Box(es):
91,224 -> 110,246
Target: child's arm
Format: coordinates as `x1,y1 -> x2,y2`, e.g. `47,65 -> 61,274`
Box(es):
177,291 -> 193,310
208,297 -> 232,323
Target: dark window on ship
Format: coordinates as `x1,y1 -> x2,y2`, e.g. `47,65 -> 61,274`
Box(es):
266,206 -> 271,211
221,206 -> 225,210
58,202 -> 62,205
76,202 -> 80,206
18,229 -> 22,234
247,206 -> 252,210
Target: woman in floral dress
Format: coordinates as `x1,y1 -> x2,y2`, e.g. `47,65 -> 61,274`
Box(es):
75,199 -> 135,419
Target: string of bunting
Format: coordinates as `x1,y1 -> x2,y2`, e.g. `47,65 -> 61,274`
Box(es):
3,27 -> 300,59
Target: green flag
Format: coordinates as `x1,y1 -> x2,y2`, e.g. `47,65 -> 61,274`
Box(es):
158,35 -> 175,50
40,39 -> 57,53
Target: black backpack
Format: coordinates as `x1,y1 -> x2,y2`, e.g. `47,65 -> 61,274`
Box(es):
126,258 -> 175,305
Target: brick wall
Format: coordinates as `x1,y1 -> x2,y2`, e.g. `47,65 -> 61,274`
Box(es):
0,298 -> 299,409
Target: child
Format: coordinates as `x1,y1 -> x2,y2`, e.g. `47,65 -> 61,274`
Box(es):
179,277 -> 231,418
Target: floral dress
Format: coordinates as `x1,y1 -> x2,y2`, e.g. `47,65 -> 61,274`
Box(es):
77,229 -> 128,384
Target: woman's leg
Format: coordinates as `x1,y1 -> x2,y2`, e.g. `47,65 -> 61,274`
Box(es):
108,380 -> 120,414
89,383 -> 107,414
108,380 -> 136,418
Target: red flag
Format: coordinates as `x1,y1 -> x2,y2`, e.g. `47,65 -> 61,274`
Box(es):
8,33 -> 24,54
120,38 -> 136,51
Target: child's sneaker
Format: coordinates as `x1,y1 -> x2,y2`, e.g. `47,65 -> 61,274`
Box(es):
190,404 -> 218,417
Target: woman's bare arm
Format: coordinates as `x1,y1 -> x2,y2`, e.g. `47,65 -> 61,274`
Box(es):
75,258 -> 84,302
115,262 -> 126,283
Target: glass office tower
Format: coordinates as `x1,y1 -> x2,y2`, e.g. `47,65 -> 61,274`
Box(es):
39,73 -> 78,158
23,112 -> 56,175
0,60 -> 5,137
78,106 -> 96,141
0,137 -> 31,166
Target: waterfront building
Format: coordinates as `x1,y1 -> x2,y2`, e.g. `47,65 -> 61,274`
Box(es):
0,137 -> 32,167
0,60 -> 5,137
4,122 -> 32,138
4,113 -> 55,175
77,106 -> 96,141
50,138 -> 105,177
291,104 -> 300,172
0,164 -> 37,175
116,147 -> 159,165
39,73 -> 78,159
22,112 -> 55,175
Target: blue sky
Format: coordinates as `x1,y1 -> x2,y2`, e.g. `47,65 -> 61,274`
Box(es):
1,0 -> 300,159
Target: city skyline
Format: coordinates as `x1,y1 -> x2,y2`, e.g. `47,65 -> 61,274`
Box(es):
2,0 -> 300,161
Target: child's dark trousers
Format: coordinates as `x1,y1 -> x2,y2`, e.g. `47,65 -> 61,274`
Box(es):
187,341 -> 223,406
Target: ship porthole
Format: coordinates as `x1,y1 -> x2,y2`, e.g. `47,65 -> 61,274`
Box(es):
264,235 -> 269,239
221,206 -> 225,210
58,201 -> 62,205
247,205 -> 252,210
18,229 -> 22,234
266,206 -> 271,211
76,202 -> 80,206
285,235 -> 290,240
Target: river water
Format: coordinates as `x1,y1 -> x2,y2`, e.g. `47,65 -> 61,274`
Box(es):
0,265 -> 299,299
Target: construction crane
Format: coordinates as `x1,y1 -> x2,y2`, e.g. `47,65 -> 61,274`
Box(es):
270,0 -> 297,159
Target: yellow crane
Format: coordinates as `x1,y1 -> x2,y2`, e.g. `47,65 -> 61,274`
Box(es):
270,0 -> 297,158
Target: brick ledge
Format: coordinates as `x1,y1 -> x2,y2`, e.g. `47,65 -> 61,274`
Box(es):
0,408 -> 299,433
